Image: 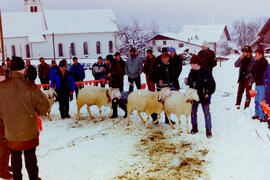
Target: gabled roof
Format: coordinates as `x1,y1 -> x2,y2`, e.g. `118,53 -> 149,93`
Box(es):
257,18 -> 270,36
179,24 -> 231,45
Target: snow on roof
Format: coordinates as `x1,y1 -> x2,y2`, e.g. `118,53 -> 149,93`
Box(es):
44,9 -> 118,34
179,24 -> 227,45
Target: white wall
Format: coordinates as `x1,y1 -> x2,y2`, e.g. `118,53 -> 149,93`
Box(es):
4,37 -> 29,59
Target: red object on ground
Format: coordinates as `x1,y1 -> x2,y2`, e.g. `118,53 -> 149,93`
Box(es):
37,116 -> 43,131
141,83 -> 146,89
249,90 -> 256,98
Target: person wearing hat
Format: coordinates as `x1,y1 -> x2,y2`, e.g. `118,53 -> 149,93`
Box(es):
38,57 -> 50,89
0,56 -> 49,180
51,60 -> 75,119
125,47 -> 143,92
25,59 -> 37,83
70,57 -> 85,98
234,45 -> 255,110
251,49 -> 268,122
169,47 -> 183,91
108,52 -> 126,91
143,49 -> 156,92
185,55 -> 216,138
0,68 -> 12,180
198,41 -> 217,74
92,56 -> 107,88
49,60 -> 59,86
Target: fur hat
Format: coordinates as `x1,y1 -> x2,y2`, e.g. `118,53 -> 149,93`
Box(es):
10,56 -> 25,71
202,40 -> 209,47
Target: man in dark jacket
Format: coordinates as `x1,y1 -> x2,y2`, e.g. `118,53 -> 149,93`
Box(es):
169,47 -> 183,91
251,49 -> 269,122
234,46 -> 255,109
186,55 -> 216,138
143,49 -> 156,92
198,41 -> 217,74
25,60 -> 37,83
51,60 -> 75,119
125,48 -> 143,92
109,52 -> 126,91
0,56 -> 49,180
70,57 -> 85,97
92,57 -> 107,88
38,57 -> 50,89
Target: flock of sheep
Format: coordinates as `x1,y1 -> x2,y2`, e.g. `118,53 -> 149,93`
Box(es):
42,86 -> 199,135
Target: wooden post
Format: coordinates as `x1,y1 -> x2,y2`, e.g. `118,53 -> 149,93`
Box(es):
0,9 -> 5,64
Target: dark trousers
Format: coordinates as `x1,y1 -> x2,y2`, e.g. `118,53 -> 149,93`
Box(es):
112,98 -> 127,116
236,78 -> 251,108
128,76 -> 141,92
58,94 -> 70,117
146,75 -> 155,92
191,101 -> 212,131
174,79 -> 180,90
10,148 -> 38,180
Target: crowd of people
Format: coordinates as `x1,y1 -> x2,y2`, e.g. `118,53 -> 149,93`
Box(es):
0,39 -> 270,179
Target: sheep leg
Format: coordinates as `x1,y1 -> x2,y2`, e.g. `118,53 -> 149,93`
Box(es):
166,112 -> 175,130
126,110 -> 132,126
86,105 -> 94,119
178,115 -> 183,135
76,105 -> 82,120
98,106 -> 103,121
137,111 -> 149,128
186,115 -> 189,134
109,106 -> 112,118
48,108 -> 52,121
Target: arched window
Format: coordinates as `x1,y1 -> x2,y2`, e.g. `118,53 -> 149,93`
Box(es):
34,6 -> 38,12
109,41 -> 113,53
83,42 -> 88,55
26,44 -> 31,58
58,43 -> 63,57
30,6 -> 34,12
11,45 -> 16,57
96,41 -> 101,54
70,43 -> 76,56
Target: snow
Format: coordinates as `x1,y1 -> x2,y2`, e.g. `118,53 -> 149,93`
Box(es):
16,56 -> 270,179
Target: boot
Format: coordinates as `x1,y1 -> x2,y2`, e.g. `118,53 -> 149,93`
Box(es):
111,98 -> 119,119
206,129 -> 212,138
191,126 -> 199,134
119,101 -> 127,118
252,115 -> 259,120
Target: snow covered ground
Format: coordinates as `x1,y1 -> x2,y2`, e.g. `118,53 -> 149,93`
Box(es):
17,56 -> 270,180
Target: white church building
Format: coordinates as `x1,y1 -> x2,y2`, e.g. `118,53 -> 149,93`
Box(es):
1,0 -> 119,61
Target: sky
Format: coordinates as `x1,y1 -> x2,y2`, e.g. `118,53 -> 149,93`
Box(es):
1,0 -> 269,32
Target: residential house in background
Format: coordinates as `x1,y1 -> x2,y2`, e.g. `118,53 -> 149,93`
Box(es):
251,18 -> 270,52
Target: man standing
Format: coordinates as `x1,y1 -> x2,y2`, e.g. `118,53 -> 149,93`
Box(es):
92,56 -> 107,88
234,46 -> 255,110
125,48 -> 143,92
70,57 -> 85,97
198,41 -> 217,74
25,60 -> 37,83
169,47 -> 183,91
0,56 -> 49,180
186,55 -> 216,138
251,49 -> 269,122
0,68 -> 12,180
143,49 -> 156,92
38,57 -> 50,89
108,52 -> 126,91
51,60 -> 75,119
49,60 -> 59,86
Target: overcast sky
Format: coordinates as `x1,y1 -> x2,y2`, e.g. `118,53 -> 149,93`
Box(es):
1,0 -> 269,32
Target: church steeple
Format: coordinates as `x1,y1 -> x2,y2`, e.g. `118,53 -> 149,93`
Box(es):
24,0 -> 43,13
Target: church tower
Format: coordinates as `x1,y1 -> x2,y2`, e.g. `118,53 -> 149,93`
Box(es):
24,0 -> 43,13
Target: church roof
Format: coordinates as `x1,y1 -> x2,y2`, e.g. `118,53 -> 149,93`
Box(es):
2,9 -> 118,42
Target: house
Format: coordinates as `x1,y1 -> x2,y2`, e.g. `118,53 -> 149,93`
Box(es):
1,0 -> 119,61
250,18 -> 270,51
149,33 -> 202,56
179,25 -> 231,56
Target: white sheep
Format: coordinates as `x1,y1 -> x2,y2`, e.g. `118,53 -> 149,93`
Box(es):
126,89 -> 171,128
42,88 -> 57,121
76,86 -> 121,120
159,88 -> 199,134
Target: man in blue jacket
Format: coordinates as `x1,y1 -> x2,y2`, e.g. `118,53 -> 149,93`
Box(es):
49,60 -> 59,85
70,57 -> 85,97
51,60 -> 75,119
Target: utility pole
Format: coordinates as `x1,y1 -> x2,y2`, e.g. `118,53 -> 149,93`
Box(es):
0,8 -> 5,64
52,33 -> 56,61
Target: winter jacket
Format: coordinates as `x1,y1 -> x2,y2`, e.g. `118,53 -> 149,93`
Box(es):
198,48 -> 217,74
251,57 -> 268,86
70,63 -> 85,82
0,71 -> 49,150
26,65 -> 37,83
49,66 -> 59,82
38,63 -> 50,82
110,58 -> 126,89
187,68 -> 216,103
234,56 -> 255,83
92,62 -> 107,80
51,70 -> 75,95
143,55 -> 156,81
169,54 -> 183,79
125,56 -> 143,79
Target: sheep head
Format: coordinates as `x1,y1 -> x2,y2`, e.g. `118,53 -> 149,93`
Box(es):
107,88 -> 121,102
184,88 -> 199,103
158,88 -> 171,103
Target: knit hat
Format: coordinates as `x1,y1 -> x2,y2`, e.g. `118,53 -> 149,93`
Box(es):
10,56 -> 25,71
168,47 -> 176,52
190,55 -> 202,66
25,59 -> 30,63
202,40 -> 209,47
59,59 -> 67,67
